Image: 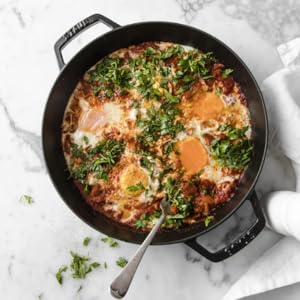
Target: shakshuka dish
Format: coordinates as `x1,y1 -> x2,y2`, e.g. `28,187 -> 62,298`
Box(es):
62,42 -> 253,231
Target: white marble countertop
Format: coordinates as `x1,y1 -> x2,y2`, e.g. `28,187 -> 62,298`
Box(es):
1,0 -> 300,299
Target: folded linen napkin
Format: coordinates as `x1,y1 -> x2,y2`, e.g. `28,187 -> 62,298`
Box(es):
223,39 -> 300,300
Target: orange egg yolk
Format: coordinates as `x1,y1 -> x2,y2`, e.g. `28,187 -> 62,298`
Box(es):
183,90 -> 224,121
177,137 -> 208,174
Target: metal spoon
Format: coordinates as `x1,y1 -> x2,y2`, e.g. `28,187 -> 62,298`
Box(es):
110,199 -> 170,298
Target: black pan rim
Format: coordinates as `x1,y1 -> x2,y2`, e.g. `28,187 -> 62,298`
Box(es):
42,20 -> 268,244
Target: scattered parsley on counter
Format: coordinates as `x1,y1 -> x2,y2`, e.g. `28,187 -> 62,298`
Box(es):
204,215 -> 215,227
101,236 -> 119,248
55,265 -> 67,285
104,262 -> 108,269
83,237 -> 91,246
20,194 -> 34,204
116,257 -> 128,268
77,285 -> 83,293
70,251 -> 100,279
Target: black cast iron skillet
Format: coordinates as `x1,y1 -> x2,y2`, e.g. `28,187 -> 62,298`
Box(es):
42,14 -> 268,262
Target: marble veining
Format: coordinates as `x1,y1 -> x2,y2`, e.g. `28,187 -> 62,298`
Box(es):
177,0 -> 300,45
0,0 -> 299,299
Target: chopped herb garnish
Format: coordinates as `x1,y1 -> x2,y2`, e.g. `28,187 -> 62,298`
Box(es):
215,87 -> 222,96
210,138 -> 253,169
82,136 -> 89,144
77,285 -> 83,293
20,194 -> 34,205
104,262 -> 108,269
163,178 -> 193,228
219,124 -> 249,140
130,99 -> 140,109
70,139 -> 125,190
83,237 -> 91,246
116,257 -> 128,268
204,215 -> 214,227
101,236 -> 119,248
55,265 -> 67,285
163,140 -> 175,155
222,68 -> 233,78
127,182 -> 146,192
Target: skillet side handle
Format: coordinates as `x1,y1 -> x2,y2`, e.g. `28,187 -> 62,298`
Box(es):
54,14 -> 120,70
185,191 -> 265,262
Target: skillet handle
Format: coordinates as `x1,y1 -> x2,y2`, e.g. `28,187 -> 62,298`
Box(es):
185,191 -> 265,262
54,14 -> 120,70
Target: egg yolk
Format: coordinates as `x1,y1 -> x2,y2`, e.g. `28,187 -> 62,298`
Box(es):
182,90 -> 224,121
120,165 -> 149,196
78,107 -> 106,133
177,137 -> 208,174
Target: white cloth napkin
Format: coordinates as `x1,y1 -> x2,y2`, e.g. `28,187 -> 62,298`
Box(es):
223,39 -> 300,300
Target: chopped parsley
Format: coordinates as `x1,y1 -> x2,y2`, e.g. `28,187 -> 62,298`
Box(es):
70,139 -> 125,190
163,140 -> 175,155
101,236 -> 119,248
104,262 -> 108,269
222,68 -> 233,78
82,136 -> 89,144
127,182 -> 146,192
211,139 -> 253,169
55,265 -> 67,285
116,257 -> 128,268
83,237 -> 91,246
135,212 -> 161,229
204,215 -> 214,227
219,124 -> 249,140
20,194 -> 34,204
215,87 -> 222,96
211,123 -> 252,169
164,178 -> 193,228
70,251 -> 100,279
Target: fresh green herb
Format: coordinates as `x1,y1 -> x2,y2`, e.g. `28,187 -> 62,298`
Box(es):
20,194 -> 34,204
38,293 -> 43,299
127,182 -> 145,192
70,139 -> 125,189
130,99 -> 140,109
163,178 -> 193,227
222,68 -> 233,78
219,124 -> 248,140
70,251 -> 100,279
104,262 -> 108,269
116,257 -> 128,268
101,236 -> 119,248
215,87 -> 222,96
83,237 -> 91,246
204,215 -> 214,227
210,139 -> 253,169
77,285 -> 83,293
71,144 -> 86,159
82,136 -> 89,144
55,265 -> 67,285
137,106 -> 184,148
135,214 -> 148,229
160,45 -> 183,60
163,141 -> 175,155
135,212 -> 161,229
88,57 -> 132,95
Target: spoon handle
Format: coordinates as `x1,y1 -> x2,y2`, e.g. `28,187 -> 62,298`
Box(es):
110,213 -> 165,298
